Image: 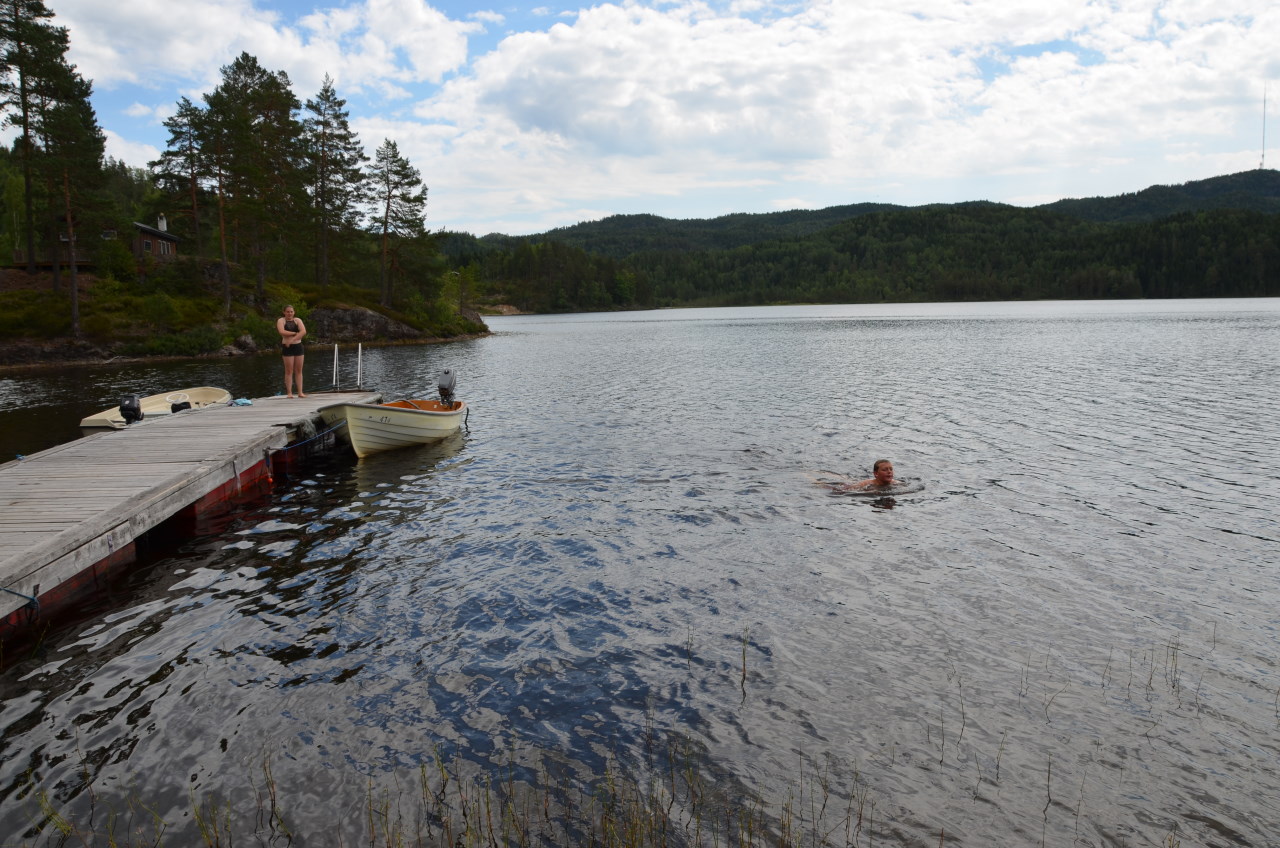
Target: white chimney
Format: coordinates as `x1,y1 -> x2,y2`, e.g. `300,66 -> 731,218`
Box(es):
157,214 -> 167,232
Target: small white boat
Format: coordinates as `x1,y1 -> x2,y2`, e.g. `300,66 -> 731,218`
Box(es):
80,386 -> 232,429
317,370 -> 467,458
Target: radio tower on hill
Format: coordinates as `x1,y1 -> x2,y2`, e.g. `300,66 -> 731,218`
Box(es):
1262,83 -> 1268,170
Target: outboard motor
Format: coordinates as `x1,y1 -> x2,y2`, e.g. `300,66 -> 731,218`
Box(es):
438,369 -> 457,407
119,394 -> 144,425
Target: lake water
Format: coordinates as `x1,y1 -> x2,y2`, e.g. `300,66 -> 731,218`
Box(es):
2,299 -> 1279,846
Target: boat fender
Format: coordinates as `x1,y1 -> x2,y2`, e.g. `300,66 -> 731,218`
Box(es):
120,394 -> 144,425
171,401 -> 192,413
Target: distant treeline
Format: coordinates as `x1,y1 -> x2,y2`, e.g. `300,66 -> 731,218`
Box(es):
443,170 -> 1280,313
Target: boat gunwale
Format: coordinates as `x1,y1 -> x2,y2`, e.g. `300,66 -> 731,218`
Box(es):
317,400 -> 467,419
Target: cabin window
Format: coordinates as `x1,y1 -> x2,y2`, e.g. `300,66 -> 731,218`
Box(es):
143,239 -> 152,252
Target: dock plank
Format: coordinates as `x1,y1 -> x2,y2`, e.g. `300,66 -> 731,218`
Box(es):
0,391 -> 379,621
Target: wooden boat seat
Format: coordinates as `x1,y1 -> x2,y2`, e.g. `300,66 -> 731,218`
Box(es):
385,399 -> 460,413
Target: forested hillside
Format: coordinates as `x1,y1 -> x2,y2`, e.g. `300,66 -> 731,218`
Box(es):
503,203 -> 905,258
1038,170 -> 1280,222
450,170 -> 1280,313
0,1 -> 483,360
3,0 -> 1276,348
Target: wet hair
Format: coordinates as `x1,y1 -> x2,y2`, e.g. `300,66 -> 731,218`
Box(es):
872,458 -> 892,472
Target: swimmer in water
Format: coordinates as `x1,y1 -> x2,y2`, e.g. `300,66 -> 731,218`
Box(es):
848,459 -> 899,490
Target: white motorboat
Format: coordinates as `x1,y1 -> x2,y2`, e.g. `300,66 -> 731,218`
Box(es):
80,386 -> 232,429
317,370 -> 466,458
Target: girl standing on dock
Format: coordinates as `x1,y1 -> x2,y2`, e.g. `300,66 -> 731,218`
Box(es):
277,305 -> 308,398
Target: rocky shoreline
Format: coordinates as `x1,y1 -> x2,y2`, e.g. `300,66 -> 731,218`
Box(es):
0,305 -> 492,371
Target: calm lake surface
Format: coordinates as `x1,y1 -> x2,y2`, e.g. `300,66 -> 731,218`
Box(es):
2,299 -> 1279,846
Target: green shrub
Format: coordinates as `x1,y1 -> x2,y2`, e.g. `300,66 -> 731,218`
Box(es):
95,238 -> 135,281
89,273 -> 125,299
143,257 -> 205,295
0,291 -> 71,338
141,292 -> 180,328
265,285 -> 310,318
122,325 -> 224,356
305,282 -> 379,311
81,314 -> 115,340
175,297 -> 218,330
228,312 -> 278,348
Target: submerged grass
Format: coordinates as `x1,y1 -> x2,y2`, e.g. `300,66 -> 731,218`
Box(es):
10,740 -> 888,848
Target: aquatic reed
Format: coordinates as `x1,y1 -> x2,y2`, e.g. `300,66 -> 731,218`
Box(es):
13,741 -> 893,848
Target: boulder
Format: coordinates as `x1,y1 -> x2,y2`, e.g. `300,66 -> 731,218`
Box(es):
307,306 -> 423,342
0,339 -> 111,366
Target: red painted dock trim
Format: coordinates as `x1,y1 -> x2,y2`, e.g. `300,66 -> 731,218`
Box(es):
1,459 -> 275,644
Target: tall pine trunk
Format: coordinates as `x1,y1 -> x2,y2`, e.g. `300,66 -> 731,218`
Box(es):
214,152 -> 231,316
17,63 -> 36,275
379,196 -> 392,306
187,162 -> 202,257
62,169 -> 79,337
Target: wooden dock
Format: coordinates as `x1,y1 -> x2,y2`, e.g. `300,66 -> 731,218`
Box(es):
0,391 -> 380,628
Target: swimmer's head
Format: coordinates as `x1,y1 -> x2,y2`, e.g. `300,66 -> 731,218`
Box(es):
872,459 -> 894,485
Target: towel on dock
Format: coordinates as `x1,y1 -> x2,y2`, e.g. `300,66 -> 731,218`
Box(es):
232,398 -> 253,406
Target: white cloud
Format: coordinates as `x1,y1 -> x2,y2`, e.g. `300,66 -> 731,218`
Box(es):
45,0 -> 1280,233
354,0 -> 1275,230
58,0 -> 478,100
104,130 -> 160,167
57,0 -> 285,89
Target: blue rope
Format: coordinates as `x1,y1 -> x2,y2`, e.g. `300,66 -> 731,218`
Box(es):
2,586 -> 39,611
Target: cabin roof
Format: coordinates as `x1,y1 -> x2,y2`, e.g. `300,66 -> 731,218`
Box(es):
132,222 -> 179,241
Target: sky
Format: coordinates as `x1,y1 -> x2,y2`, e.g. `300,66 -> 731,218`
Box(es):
30,0 -> 1280,235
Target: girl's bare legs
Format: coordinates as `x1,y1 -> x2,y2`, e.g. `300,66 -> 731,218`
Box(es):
283,355 -> 294,397
296,356 -> 306,397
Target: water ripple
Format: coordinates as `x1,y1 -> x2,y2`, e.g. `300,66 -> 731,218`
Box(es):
4,301 -> 1280,845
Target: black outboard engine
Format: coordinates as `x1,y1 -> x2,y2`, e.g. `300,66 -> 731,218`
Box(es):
119,394 -> 144,425
438,369 -> 457,408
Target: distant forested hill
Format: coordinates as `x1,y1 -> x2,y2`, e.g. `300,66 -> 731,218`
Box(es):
441,170 -> 1280,313
629,204 -> 1279,306
1037,170 -> 1280,222
510,203 -> 906,258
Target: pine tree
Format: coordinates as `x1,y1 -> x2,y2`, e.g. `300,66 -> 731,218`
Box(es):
204,52 -> 303,304
197,90 -> 237,315
368,138 -> 426,306
37,62 -> 104,337
0,0 -> 67,274
303,75 -> 368,288
150,96 -> 205,254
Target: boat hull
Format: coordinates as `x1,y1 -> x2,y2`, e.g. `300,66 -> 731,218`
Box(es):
318,399 -> 467,458
80,387 -> 233,429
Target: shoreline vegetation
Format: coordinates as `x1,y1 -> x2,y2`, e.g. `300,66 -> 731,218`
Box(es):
0,266 -> 493,370
3,169 -> 1276,371
10,740 -> 882,848
0,3 -> 1275,369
